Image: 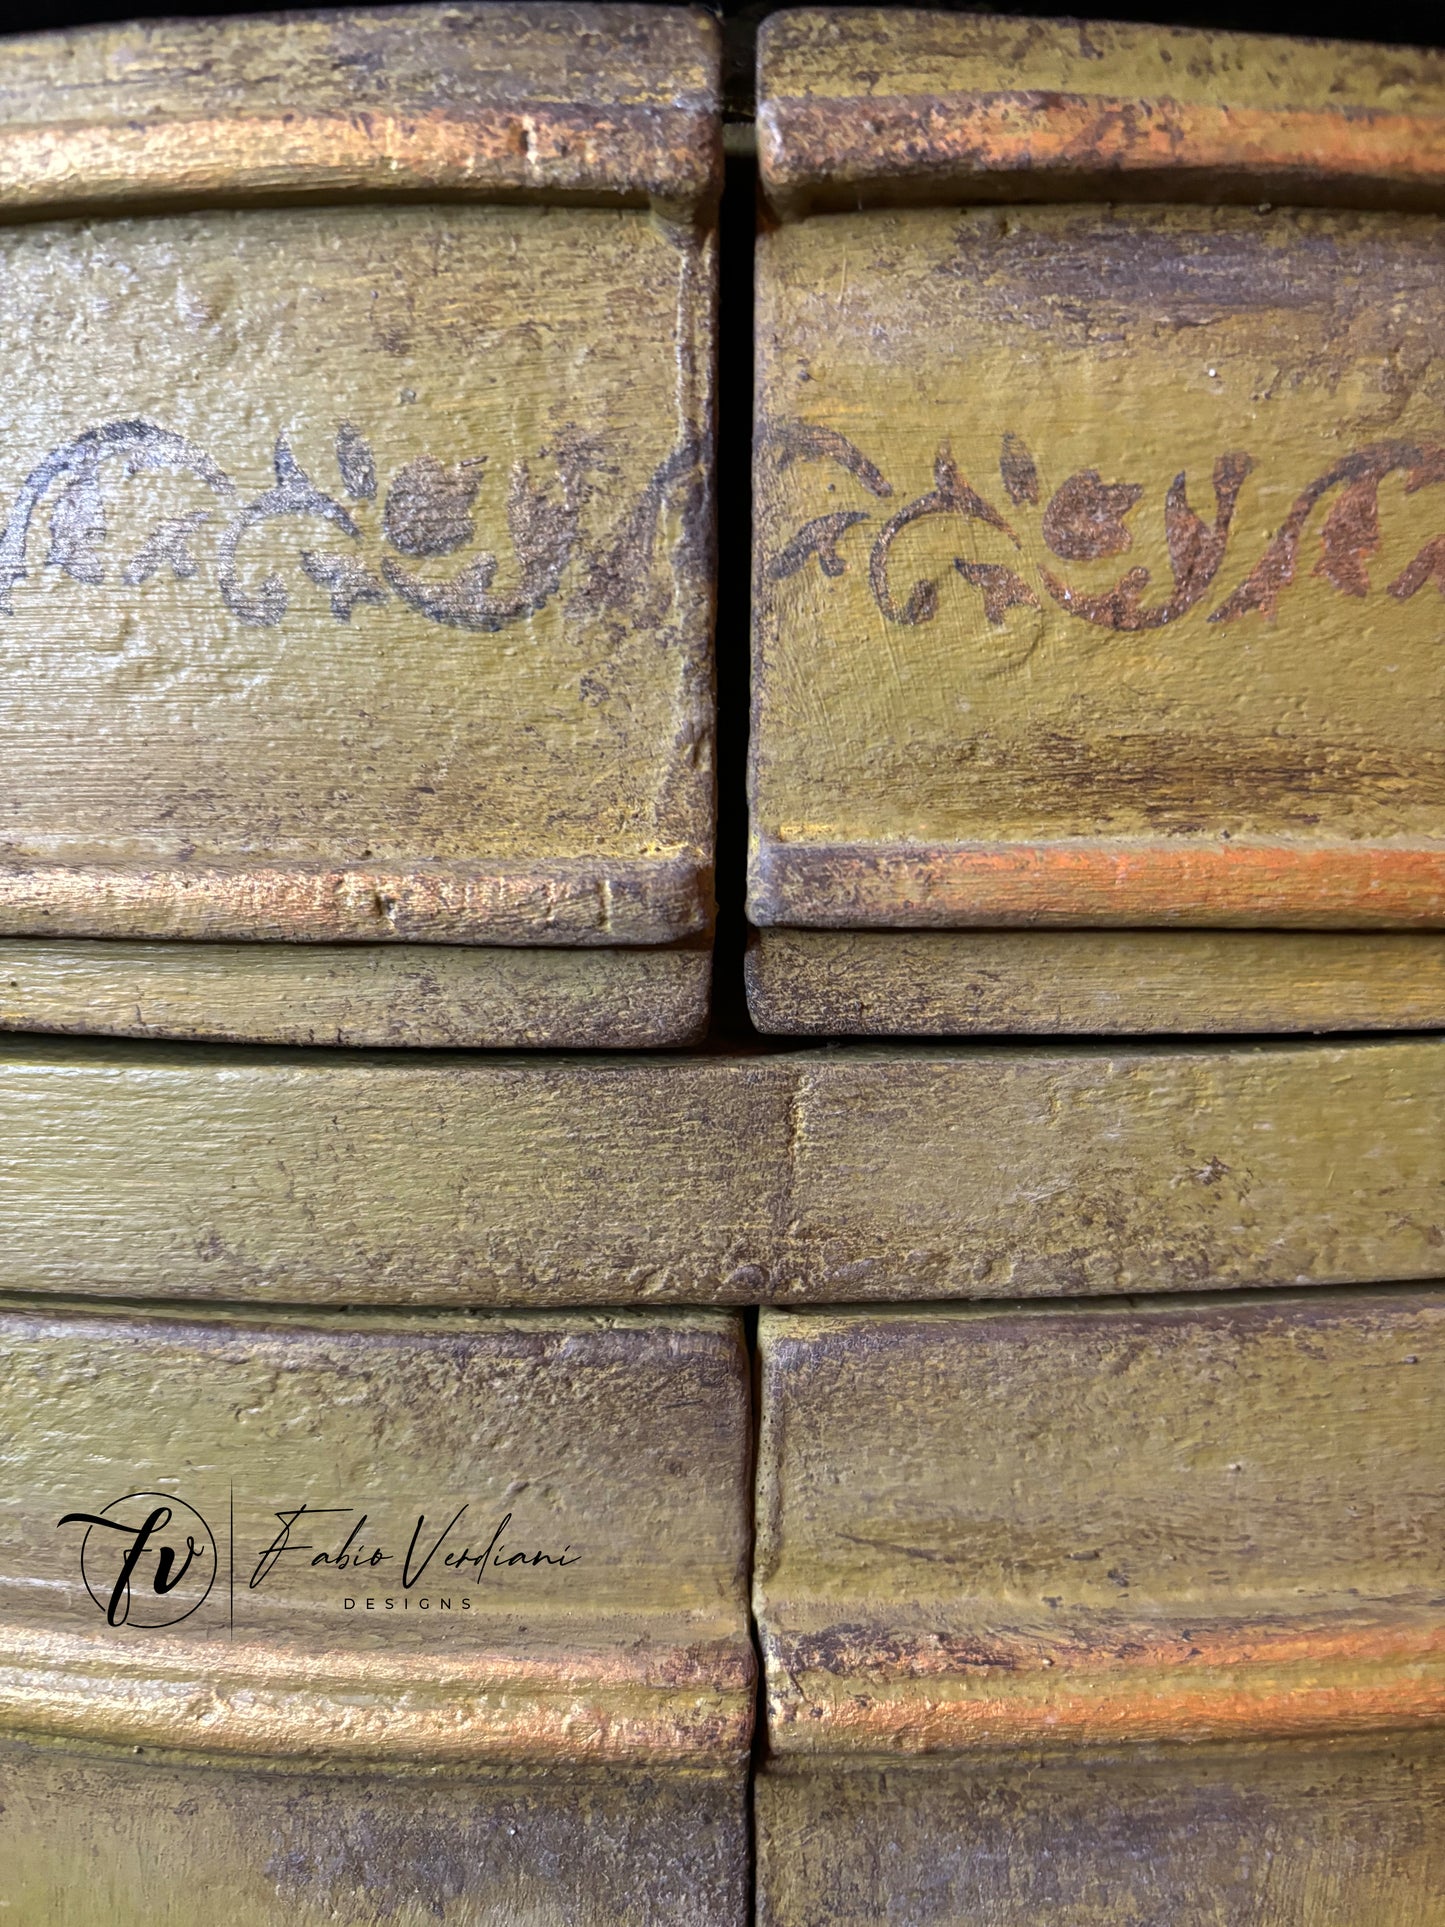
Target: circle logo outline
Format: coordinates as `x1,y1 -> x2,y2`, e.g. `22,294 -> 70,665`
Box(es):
76,1491 -> 217,1629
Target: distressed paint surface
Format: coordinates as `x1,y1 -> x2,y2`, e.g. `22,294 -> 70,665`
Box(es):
0,1741 -> 747,1925
758,10 -> 1445,218
746,928 -> 1445,1035
0,199 -> 713,945
751,204 -> 1445,928
0,1037 -> 1438,1302
0,5 -> 722,217
755,1291 -> 1445,1753
0,1301 -> 753,1764
757,1742 -> 1445,1925
0,938 -> 710,1047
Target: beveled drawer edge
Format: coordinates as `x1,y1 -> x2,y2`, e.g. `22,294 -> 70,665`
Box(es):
0,1620 -> 756,1769
0,5 -> 723,221
748,836 -> 1445,930
0,936 -> 713,1049
0,851 -> 712,948
744,927 -> 1445,1036
760,1614 -> 1445,1756
757,9 -> 1445,218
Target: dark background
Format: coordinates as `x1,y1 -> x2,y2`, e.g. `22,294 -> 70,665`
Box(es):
1,0 -> 1440,1032
3,0 -> 1443,50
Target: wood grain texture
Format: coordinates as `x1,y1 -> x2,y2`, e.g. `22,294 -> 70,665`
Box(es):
0,5 -> 721,217
751,205 -> 1445,929
0,1301 -> 753,1764
0,938 -> 709,1047
757,1742 -> 1445,1926
0,199 -> 713,947
0,1741 -> 747,1926
0,1036 -> 1438,1302
759,9 -> 1445,218
746,928 -> 1445,1036
755,1291 -> 1445,1754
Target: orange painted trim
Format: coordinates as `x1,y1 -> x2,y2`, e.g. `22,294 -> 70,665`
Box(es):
4,1621 -> 756,1695
0,853 -> 710,946
0,1624 -> 755,1764
765,1617 -> 1445,1752
760,92 -> 1445,216
771,1675 -> 1445,1751
0,104 -> 721,217
749,839 -> 1445,929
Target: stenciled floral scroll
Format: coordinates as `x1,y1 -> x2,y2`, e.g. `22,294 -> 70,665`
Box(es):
760,419 -> 1445,632
0,418 -> 706,630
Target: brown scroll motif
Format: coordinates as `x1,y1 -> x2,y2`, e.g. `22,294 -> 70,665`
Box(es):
0,419 -> 707,631
760,420 -> 1445,632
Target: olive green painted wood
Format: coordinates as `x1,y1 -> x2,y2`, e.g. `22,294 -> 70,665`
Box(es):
0,1300 -> 753,1765
0,1739 -> 746,1926
746,928 -> 1445,1035
0,938 -> 709,1047
0,1037 -> 1438,1301
755,1291 -> 1445,1755
759,10 -> 1445,216
0,197 -> 715,953
0,5 -> 721,219
0,4 -> 720,1051
750,199 -> 1445,932
757,1741 -> 1445,1926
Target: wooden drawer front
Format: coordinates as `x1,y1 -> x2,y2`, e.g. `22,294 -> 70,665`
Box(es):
0,1303 -> 753,1766
0,6 -> 717,953
0,1742 -> 747,1926
0,1037 -> 1438,1303
752,14 -> 1445,933
756,1291 -> 1445,1753
0,937 -> 712,1049
757,1743 -> 1445,1927
746,928 -> 1445,1037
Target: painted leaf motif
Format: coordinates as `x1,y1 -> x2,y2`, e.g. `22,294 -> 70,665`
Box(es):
1163,454 -> 1253,604
999,433 -> 1040,508
770,511 -> 870,581
123,511 -> 211,585
46,472 -> 107,584
1405,450 -> 1445,494
869,445 -> 1019,625
1042,471 -> 1143,562
1041,564 -> 1155,630
217,436 -> 360,627
383,455 -> 584,632
1211,441 -> 1443,624
954,560 -> 1039,625
1389,533 -> 1445,600
573,435 -> 699,622
1314,480 -> 1380,597
384,456 -> 485,557
300,550 -> 389,621
335,424 -> 377,501
762,419 -> 893,499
